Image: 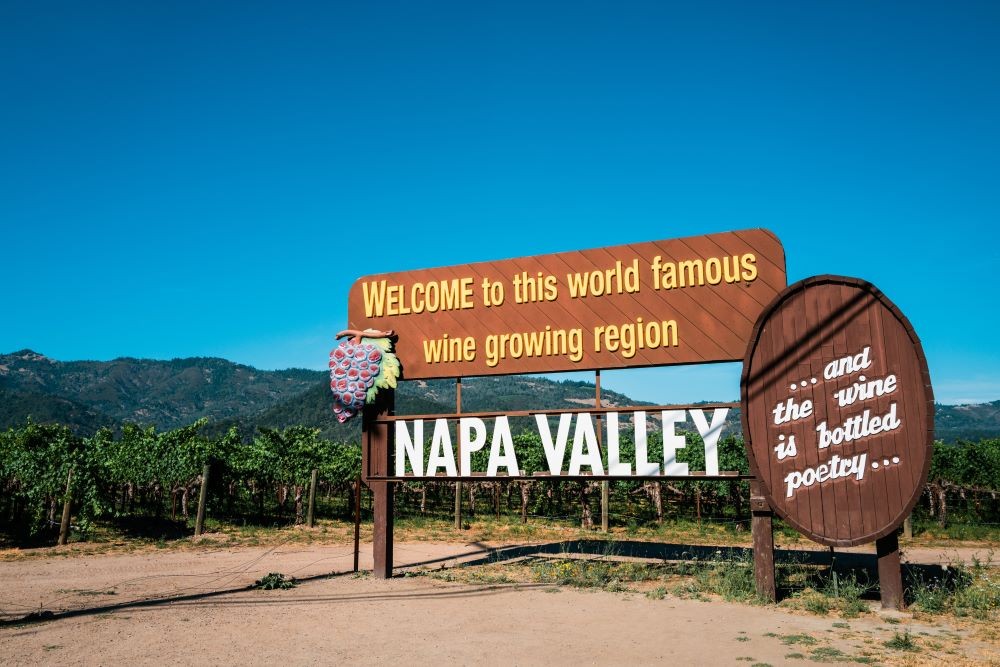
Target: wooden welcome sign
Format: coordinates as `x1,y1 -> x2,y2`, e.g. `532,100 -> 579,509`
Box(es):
350,235 -> 934,611
352,228 -> 788,581
740,276 -> 934,547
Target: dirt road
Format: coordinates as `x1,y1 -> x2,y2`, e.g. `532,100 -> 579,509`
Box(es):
1,541 -> 997,665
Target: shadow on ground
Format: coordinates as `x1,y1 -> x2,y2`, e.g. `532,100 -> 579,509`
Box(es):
1,539 -> 957,627
456,539 -> 958,602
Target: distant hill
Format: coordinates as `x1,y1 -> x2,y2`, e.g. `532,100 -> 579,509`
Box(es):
0,350 -> 644,440
0,386 -> 116,435
1,349 -> 997,442
933,400 -> 1000,442
0,349 -> 319,431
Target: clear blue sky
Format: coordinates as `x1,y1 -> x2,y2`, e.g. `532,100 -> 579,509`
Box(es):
2,1 -> 998,405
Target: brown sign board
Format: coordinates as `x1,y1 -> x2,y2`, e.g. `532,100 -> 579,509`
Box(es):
348,229 -> 786,379
740,276 -> 934,547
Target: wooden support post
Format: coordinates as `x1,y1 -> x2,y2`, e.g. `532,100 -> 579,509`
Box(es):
877,531 -> 904,610
353,475 -> 361,572
363,388 -> 394,578
372,481 -> 394,578
57,467 -> 74,546
750,480 -> 776,602
903,514 -> 913,539
194,463 -> 210,537
454,378 -> 463,530
306,468 -> 318,528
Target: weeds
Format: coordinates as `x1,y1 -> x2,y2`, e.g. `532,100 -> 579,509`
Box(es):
883,630 -> 918,652
808,646 -> 848,662
779,634 -> 818,646
254,572 -> 296,590
528,557 -> 649,592
783,568 -> 872,619
823,573 -> 870,618
908,555 -> 1000,620
690,551 -> 760,603
645,585 -> 667,600
801,591 -> 831,615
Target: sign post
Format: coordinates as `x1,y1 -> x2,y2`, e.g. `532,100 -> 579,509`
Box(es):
741,276 -> 934,608
750,479 -> 776,602
362,388 -> 395,579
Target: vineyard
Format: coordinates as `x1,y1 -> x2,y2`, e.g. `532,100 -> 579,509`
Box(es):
2,418 -> 1000,545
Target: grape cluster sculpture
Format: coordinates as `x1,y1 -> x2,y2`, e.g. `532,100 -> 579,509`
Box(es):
329,329 -> 400,423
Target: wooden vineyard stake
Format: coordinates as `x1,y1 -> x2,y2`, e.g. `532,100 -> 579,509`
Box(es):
194,463 -> 210,537
306,468 -> 318,528
597,370 -> 609,533
57,467 -> 74,546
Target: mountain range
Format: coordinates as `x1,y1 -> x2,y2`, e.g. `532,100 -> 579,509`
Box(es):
1,349 -> 996,442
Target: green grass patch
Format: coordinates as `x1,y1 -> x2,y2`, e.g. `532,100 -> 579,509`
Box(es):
908,556 -> 1000,619
780,634 -> 819,646
883,630 -> 918,652
645,585 -> 667,600
528,557 -> 651,592
808,646 -> 849,662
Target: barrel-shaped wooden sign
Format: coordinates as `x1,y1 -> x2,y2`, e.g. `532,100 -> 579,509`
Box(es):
349,229 -> 786,379
740,276 -> 934,547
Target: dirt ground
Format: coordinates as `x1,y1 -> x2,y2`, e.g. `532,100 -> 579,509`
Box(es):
1,540 -> 998,665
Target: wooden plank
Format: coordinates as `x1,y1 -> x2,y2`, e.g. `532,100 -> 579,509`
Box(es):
348,229 -> 786,378
369,473 -> 751,482
376,402 -> 740,423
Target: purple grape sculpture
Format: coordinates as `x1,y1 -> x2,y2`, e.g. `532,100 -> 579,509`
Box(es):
329,328 -> 399,423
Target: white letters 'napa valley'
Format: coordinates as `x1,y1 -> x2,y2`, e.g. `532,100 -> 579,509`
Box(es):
396,408 -> 729,477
